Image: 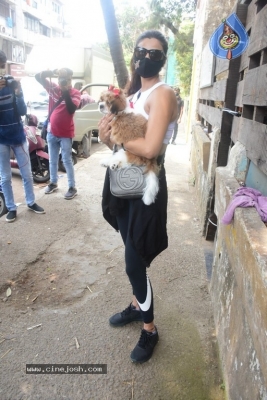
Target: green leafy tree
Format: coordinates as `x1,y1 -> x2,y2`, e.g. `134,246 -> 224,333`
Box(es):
147,0 -> 196,95
148,0 -> 196,34
116,6 -> 148,67
99,0 -> 196,94
114,4 -> 152,67
173,20 -> 194,95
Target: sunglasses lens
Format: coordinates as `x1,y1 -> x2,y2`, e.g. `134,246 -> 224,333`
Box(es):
135,48 -> 147,59
149,50 -> 163,61
134,47 -> 164,62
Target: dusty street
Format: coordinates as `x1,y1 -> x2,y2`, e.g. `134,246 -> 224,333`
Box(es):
0,125 -> 225,400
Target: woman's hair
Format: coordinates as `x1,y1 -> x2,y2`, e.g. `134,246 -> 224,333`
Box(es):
126,30 -> 168,96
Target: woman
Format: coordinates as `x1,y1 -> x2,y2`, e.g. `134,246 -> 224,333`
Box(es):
98,30 -> 178,363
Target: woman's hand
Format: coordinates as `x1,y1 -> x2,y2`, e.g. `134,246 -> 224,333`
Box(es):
98,114 -> 113,148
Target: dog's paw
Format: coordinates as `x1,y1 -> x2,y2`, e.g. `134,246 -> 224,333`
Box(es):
110,161 -> 120,170
100,158 -> 110,168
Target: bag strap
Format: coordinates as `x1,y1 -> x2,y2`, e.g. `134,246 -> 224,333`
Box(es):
12,91 -> 21,123
48,96 -> 64,121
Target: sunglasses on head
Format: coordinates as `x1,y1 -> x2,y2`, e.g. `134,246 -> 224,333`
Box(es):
134,47 -> 166,62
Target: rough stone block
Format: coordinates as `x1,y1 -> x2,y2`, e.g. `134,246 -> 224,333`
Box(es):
210,167 -> 267,399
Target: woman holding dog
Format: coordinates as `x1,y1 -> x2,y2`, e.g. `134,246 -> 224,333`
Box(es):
99,30 -> 178,363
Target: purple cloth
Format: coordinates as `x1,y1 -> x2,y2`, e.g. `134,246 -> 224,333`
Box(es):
221,187 -> 267,224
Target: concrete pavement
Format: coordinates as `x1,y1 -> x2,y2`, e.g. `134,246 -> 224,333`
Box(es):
0,124 -> 225,400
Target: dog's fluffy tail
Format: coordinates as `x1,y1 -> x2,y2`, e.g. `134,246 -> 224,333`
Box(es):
142,170 -> 159,205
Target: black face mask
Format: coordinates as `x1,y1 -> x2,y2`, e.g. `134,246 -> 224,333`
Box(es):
134,58 -> 164,78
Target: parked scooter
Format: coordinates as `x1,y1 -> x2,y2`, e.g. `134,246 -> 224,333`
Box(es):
37,119 -> 78,172
10,114 -> 50,183
58,147 -> 77,172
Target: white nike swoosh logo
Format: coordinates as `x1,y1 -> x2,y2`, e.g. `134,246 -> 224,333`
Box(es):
137,275 -> 152,312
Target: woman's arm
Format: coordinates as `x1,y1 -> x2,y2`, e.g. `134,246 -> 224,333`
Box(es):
98,114 -> 114,150
123,85 -> 177,159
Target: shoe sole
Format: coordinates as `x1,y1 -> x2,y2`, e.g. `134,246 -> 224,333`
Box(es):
6,218 -> 16,222
64,193 -> 77,200
130,354 -> 153,363
28,209 -> 46,214
45,188 -> 58,194
109,316 -> 143,327
109,319 -> 144,328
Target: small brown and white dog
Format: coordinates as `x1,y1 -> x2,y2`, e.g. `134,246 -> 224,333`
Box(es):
99,86 -> 159,205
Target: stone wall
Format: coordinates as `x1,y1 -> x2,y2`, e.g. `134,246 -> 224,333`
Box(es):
210,165 -> 267,399
191,123 -> 220,237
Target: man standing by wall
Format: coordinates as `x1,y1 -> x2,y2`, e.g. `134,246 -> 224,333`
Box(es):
170,87 -> 184,145
35,68 -> 81,200
0,50 -> 45,222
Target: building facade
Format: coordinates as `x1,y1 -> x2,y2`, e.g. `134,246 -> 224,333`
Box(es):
0,0 -> 65,77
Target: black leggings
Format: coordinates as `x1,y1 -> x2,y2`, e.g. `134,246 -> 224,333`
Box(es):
116,200 -> 154,324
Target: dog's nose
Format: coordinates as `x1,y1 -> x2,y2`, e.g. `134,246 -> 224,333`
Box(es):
98,102 -> 105,111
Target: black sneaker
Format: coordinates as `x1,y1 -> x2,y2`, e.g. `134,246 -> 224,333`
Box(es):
130,328 -> 159,363
45,183 -> 58,194
28,203 -> 45,214
109,303 -> 143,327
64,187 -> 77,200
5,210 -> 17,223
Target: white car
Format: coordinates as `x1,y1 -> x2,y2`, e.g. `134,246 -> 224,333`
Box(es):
22,80 -> 109,156
74,83 -> 109,140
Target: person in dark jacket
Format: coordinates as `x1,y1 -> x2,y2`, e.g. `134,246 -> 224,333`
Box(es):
35,68 -> 81,200
170,87 -> 184,145
0,50 -> 45,222
98,30 -> 178,363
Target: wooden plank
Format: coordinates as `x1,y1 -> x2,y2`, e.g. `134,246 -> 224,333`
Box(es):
234,3 -> 248,25
198,104 -> 222,127
239,48 -> 249,73
215,58 -> 229,76
248,7 -> 267,56
243,64 -> 267,106
239,119 -> 267,176
217,141 -> 231,167
200,80 -> 227,101
225,58 -> 242,109
231,115 -> 242,143
246,0 -> 257,31
235,80 -> 244,108
238,1 -> 250,72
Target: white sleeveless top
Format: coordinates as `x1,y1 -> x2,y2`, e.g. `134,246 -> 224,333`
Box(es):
131,82 -> 175,144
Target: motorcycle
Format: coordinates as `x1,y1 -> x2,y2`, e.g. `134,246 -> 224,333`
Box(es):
58,147 -> 77,172
10,115 -> 50,183
37,120 -> 78,172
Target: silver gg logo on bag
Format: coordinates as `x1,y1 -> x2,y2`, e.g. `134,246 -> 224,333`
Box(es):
116,166 -> 145,191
